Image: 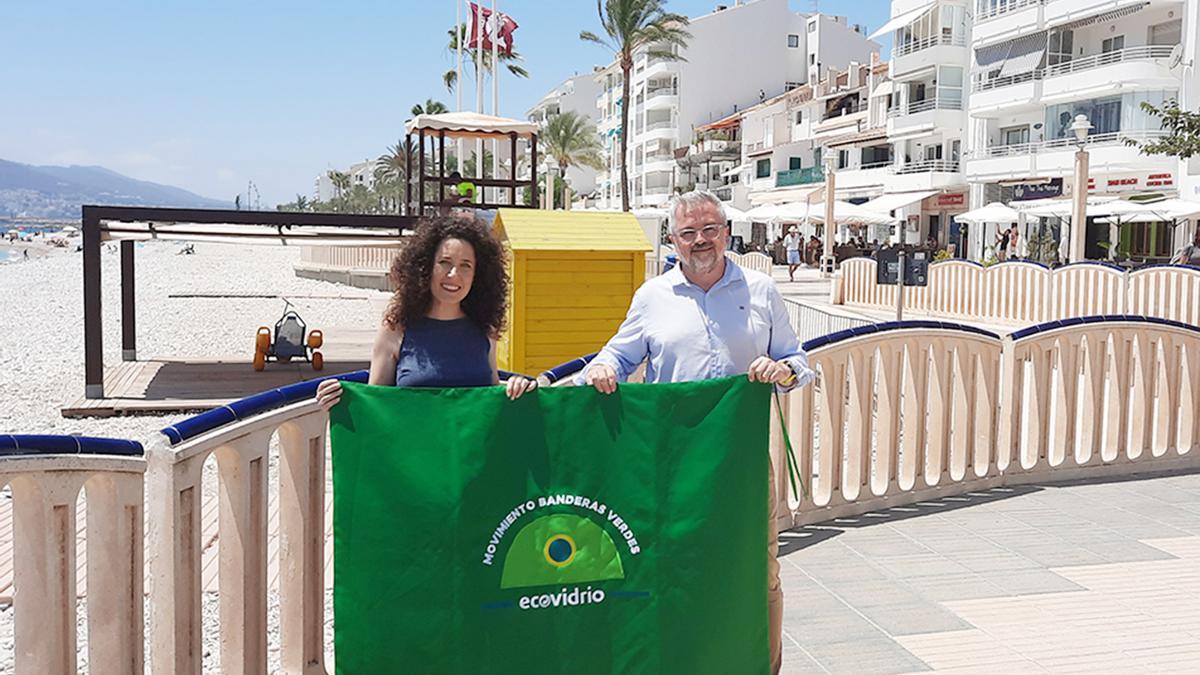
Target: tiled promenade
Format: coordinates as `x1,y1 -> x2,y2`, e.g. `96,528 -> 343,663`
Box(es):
778,470 -> 1200,674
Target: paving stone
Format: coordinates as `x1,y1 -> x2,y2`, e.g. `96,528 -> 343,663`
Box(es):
984,569 -> 1085,595
804,638 -> 932,674
902,573 -> 1008,602
853,604 -> 971,637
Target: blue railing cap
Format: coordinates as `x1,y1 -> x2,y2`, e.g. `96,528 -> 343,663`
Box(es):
1011,314 -> 1200,341
1132,262 -> 1200,274
160,369 -> 369,445
802,320 -> 999,352
992,258 -> 1050,270
542,353 -> 598,384
1058,260 -> 1125,272
0,435 -> 144,457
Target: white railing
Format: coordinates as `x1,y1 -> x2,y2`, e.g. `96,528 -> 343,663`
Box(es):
838,258 -> 1200,326
888,96 -> 963,117
1,452 -> 146,673
973,69 -> 1043,92
894,33 -> 967,58
890,159 -> 961,174
783,298 -> 873,345
645,88 -> 677,102
975,0 -> 1042,22
1043,45 -> 1177,78
7,315 -> 1200,671
299,245 -> 402,270
967,130 -> 1172,159
778,320 -> 1200,525
642,120 -> 674,133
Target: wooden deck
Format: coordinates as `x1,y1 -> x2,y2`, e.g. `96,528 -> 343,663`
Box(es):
0,464 -> 335,605
62,325 -> 376,417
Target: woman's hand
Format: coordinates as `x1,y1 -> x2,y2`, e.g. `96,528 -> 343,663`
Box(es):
505,376 -> 538,400
315,378 -> 343,411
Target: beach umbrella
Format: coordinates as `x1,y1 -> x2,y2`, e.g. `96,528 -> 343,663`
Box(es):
62,225 -> 79,233
721,204 -> 749,221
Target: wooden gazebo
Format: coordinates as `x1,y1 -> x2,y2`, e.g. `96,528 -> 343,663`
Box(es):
404,112 -> 541,214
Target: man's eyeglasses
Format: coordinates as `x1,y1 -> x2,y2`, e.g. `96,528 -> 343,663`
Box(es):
674,224 -> 725,243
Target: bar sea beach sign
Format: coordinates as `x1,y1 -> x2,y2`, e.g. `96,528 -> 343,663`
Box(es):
331,377 -> 770,673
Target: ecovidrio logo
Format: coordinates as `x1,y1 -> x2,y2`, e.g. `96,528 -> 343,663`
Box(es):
480,494 -> 647,611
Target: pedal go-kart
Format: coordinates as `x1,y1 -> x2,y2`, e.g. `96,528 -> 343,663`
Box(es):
254,303 -> 324,371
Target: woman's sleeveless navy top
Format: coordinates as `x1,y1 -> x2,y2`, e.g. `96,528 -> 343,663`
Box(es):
394,316 -> 492,388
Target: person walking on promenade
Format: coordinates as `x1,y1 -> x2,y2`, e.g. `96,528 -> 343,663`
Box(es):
1007,224 -> 1020,260
996,227 -> 1010,262
581,190 -> 814,675
316,216 -> 535,408
783,225 -> 802,281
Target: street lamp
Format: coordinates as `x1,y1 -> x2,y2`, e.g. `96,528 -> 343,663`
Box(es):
1068,114 -> 1092,262
821,148 -> 837,277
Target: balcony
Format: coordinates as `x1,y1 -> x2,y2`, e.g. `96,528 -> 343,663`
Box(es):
888,97 -> 963,117
776,166 -> 824,188
642,57 -> 677,79
887,95 -> 965,137
972,0 -> 1044,44
645,87 -> 678,110
821,101 -> 867,122
638,119 -> 676,143
970,71 -> 1043,115
893,33 -> 967,58
884,159 -> 963,193
833,162 -> 892,192
975,0 -> 1042,23
963,130 -> 1173,182
893,33 -> 969,79
1042,46 -> 1178,102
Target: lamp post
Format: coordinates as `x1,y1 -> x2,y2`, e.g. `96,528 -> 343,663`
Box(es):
1068,114 -> 1093,263
821,148 -> 837,277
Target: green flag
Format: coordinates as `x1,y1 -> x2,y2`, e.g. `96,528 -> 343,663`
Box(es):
331,376 -> 770,674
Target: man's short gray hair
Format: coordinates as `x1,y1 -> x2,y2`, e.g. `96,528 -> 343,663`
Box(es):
667,190 -> 726,233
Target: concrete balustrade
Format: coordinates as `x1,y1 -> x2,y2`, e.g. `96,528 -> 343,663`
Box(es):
839,258 -> 1200,325
0,439 -> 145,675
5,317 -> 1200,672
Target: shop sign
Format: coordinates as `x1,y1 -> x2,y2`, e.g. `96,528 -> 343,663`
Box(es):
1012,178 -> 1063,201
936,193 -> 965,207
1070,172 -> 1176,194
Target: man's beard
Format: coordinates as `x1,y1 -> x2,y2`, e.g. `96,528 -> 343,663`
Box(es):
682,245 -> 720,275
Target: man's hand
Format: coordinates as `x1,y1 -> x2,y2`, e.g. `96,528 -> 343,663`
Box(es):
748,357 -> 792,384
585,363 -> 619,395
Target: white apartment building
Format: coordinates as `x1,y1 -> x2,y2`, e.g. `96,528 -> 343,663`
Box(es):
592,0 -> 880,209
313,159 -> 380,202
874,0 -> 1200,260
527,72 -> 604,197
871,0 -> 973,250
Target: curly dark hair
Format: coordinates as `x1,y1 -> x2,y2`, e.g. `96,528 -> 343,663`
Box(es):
384,215 -> 508,337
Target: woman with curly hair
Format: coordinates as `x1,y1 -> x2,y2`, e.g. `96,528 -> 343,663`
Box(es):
315,215 -> 536,407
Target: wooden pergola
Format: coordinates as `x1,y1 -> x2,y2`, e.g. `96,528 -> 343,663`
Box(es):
404,112 -> 541,214
80,205 -> 416,402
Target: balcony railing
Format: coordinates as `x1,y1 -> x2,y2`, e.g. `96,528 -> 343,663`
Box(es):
973,69 -> 1043,92
890,159 -> 961,174
642,119 -> 674,133
893,33 -> 967,58
965,130 -> 1171,159
646,87 -> 678,101
887,96 -> 963,117
1043,45 -> 1177,78
975,0 -> 1041,23
713,184 -> 734,201
854,160 -> 895,170
776,166 -> 825,187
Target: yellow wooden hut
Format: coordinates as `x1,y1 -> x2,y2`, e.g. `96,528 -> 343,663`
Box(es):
493,209 -> 652,375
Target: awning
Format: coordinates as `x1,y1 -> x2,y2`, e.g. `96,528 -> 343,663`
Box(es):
973,41 -> 1011,73
1051,0 -> 1147,31
955,202 -> 1020,225
749,185 -> 824,206
861,190 -> 937,214
998,33 -> 1047,79
405,111 -> 539,138
101,222 -> 410,246
871,79 -> 893,98
869,2 -> 935,40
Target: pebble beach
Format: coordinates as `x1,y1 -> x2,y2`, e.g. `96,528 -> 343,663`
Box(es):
0,240 -> 392,671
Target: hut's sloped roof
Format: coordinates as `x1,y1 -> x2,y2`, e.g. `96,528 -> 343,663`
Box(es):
495,209 -> 651,252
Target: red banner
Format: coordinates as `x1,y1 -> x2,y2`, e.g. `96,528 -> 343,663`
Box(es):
468,2 -> 518,55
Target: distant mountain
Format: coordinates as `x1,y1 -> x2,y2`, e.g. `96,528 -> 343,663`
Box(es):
0,159 -> 229,219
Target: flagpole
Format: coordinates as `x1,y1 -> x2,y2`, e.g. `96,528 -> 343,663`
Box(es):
492,0 -> 500,204
456,0 -> 464,178
474,2 -> 484,203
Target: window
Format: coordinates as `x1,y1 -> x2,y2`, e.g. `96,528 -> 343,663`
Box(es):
788,34 -> 799,48
924,145 -> 943,161
1102,36 -> 1125,53
1002,126 -> 1030,146
1048,29 -> 1073,66
795,110 -> 804,124
809,54 -> 816,66
837,150 -> 849,170
763,118 -> 774,147
789,157 -> 802,170
808,21 -> 816,33
1149,20 -> 1182,46
756,158 -> 771,179
785,82 -> 802,91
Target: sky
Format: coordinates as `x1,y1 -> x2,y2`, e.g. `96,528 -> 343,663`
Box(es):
0,0 -> 892,206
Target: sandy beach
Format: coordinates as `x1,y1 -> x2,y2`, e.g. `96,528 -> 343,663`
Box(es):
0,240 -> 393,670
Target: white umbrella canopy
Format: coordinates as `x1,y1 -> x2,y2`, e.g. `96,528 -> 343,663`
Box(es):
744,203 -> 784,221
1098,198 -> 1200,223
955,202 -> 1019,225
721,204 -> 749,221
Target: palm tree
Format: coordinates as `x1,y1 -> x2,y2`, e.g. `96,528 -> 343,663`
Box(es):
581,0 -> 690,211
411,99 -> 449,117
541,111 -> 606,209
376,138 -> 420,213
444,23 -> 530,93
